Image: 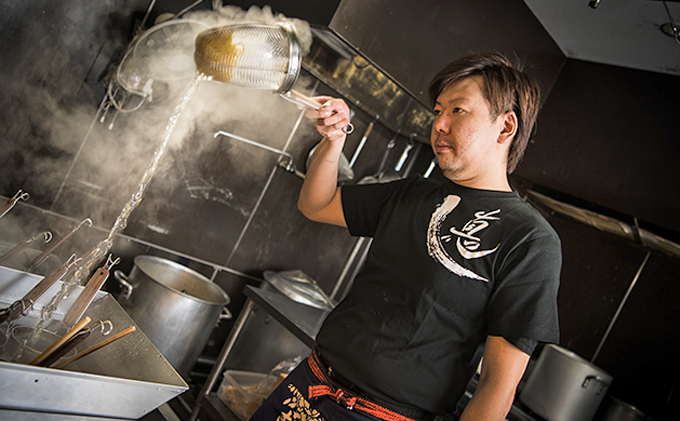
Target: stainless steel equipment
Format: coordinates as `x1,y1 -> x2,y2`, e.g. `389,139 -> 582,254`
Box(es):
0,264 -> 187,419
520,344 -> 613,421
115,255 -> 230,378
0,190 -> 29,219
596,396 -> 650,421
194,23 -> 300,93
194,23 -> 354,133
263,270 -> 335,310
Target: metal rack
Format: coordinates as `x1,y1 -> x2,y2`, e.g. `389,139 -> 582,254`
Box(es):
189,285 -> 330,421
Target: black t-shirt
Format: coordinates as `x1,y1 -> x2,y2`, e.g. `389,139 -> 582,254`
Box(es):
315,175 -> 561,414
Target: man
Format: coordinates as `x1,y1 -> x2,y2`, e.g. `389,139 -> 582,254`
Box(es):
252,52 -> 561,421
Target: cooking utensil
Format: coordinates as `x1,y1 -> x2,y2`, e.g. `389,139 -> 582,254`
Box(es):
37,326 -> 90,367
424,157 -> 438,178
2,326 -> 77,364
62,255 -> 119,328
0,231 -> 52,265
37,320 -> 113,368
263,270 -> 335,310
27,218 -> 92,272
394,135 -> 415,172
53,325 -> 136,369
348,120 -> 375,168
519,344 -> 613,421
0,299 -> 33,325
280,89 -> 354,134
596,396 -> 650,421
0,190 -> 29,219
194,23 -> 353,133
29,316 -> 91,366
115,255 -> 230,378
0,255 -> 79,324
358,133 -> 398,184
194,23 -> 300,92
132,19 -> 211,82
0,265 -> 188,418
360,134 -> 417,184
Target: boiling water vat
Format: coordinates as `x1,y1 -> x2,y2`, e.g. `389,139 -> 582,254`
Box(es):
34,75 -> 205,331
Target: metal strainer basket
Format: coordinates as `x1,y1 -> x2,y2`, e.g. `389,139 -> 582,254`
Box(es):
194,23 -> 300,93
133,19 -> 211,81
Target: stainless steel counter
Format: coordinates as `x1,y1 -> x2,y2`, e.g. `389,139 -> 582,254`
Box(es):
242,285 -> 330,348
0,265 -> 188,420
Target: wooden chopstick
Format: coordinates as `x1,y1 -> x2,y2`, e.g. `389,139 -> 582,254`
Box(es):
62,267 -> 109,327
52,326 -> 136,369
29,316 -> 91,366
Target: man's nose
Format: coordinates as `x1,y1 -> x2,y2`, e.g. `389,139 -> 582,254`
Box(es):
433,113 -> 449,134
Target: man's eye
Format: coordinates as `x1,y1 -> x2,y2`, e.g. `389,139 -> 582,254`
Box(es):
453,107 -> 465,113
433,109 -> 442,116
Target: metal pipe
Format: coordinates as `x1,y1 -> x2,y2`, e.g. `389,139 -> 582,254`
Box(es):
0,231 -> 51,264
214,130 -> 295,162
591,251 -> 651,362
190,299 -> 255,421
424,157 -> 437,178
331,237 -> 367,301
27,218 -> 92,272
349,120 -> 375,168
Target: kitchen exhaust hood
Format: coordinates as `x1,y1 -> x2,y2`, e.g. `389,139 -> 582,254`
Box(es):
303,25 -> 434,141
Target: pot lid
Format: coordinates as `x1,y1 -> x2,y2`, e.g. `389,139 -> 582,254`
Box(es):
263,270 -> 335,310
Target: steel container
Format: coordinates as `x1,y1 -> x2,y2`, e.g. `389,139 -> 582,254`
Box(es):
116,255 -> 230,378
0,265 -> 187,419
519,344 -> 613,421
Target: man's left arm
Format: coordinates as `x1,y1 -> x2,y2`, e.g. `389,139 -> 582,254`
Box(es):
459,335 -> 530,421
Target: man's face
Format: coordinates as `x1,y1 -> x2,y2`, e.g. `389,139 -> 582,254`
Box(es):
430,76 -> 509,187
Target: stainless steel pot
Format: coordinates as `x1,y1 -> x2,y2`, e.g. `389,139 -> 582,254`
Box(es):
115,255 -> 230,378
519,344 -> 613,421
596,397 -> 649,421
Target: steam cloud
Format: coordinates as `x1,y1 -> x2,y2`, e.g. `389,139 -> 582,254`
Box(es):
0,3 -> 317,260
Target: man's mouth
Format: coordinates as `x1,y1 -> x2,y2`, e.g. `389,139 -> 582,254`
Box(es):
433,141 -> 453,154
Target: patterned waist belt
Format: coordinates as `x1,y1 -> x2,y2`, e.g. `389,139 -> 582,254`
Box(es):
307,350 -> 431,421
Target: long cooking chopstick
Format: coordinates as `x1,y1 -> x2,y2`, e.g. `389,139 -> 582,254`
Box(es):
52,326 -> 136,369
38,326 -> 91,367
29,316 -> 91,366
62,255 -> 119,328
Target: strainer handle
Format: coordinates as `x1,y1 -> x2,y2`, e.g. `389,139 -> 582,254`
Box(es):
281,89 -> 323,110
280,90 -> 354,134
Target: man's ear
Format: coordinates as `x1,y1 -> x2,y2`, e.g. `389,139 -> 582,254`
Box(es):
498,111 -> 518,145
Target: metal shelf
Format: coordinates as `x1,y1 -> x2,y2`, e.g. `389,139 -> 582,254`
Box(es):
190,286 -> 330,421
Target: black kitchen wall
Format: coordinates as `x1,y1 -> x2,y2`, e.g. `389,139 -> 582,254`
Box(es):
515,59 -> 680,239
514,59 -> 680,420
330,0 -> 566,107
2,1 -> 679,420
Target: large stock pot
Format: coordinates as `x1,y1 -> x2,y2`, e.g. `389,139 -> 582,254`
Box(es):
519,344 -> 613,421
115,255 -> 230,378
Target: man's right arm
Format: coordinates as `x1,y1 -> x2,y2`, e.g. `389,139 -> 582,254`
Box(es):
297,97 -> 352,227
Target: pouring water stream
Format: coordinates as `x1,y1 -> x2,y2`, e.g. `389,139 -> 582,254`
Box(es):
19,75 -> 206,346
13,21 -> 302,354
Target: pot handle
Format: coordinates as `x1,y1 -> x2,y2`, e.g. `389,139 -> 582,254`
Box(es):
113,270 -> 133,301
219,306 -> 232,321
582,375 -> 611,395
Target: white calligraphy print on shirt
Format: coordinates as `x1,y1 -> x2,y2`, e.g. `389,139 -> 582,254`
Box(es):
426,195 -> 501,283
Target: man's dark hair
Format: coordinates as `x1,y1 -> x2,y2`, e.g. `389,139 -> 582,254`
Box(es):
428,52 -> 541,173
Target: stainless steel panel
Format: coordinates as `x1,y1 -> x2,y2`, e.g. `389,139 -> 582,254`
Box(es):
0,265 -> 188,419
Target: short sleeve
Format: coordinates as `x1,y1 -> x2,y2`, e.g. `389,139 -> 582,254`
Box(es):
487,232 -> 562,345
341,179 -> 408,237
